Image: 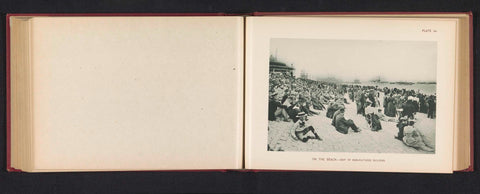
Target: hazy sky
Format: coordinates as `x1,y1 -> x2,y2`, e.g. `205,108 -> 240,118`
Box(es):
270,38 -> 437,82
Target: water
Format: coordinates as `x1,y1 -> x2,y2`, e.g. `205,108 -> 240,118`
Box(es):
349,82 -> 437,95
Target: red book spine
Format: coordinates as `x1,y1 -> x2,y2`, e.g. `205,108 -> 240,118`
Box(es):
6,14 -> 15,172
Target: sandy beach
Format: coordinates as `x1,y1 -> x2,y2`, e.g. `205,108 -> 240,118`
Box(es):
268,94 -> 436,154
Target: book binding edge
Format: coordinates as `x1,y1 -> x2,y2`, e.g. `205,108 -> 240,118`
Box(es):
461,11 -> 474,172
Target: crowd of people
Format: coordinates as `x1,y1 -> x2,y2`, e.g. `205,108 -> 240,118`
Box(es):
268,72 -> 436,152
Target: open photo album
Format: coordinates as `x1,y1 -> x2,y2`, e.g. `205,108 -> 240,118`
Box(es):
7,12 -> 473,173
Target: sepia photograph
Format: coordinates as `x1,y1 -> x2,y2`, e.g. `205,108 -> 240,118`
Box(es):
268,38 -> 437,154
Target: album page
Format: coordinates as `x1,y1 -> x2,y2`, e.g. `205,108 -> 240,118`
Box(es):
27,16 -> 244,171
245,16 -> 457,173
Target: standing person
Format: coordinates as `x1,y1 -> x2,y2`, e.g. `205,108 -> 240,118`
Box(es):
375,90 -> 382,108
412,97 -> 420,113
355,90 -> 365,115
402,96 -> 416,119
383,94 -> 388,110
427,96 -> 436,119
385,95 -> 397,117
368,90 -> 376,107
348,88 -> 355,102
419,94 -> 428,113
360,93 -> 367,115
290,112 -> 323,142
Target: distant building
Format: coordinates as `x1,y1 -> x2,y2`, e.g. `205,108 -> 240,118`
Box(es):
269,55 -> 295,75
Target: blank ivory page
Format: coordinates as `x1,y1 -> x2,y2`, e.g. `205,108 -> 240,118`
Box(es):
29,16 -> 244,171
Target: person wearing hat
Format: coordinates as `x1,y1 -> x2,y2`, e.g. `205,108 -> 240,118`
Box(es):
355,90 -> 366,115
367,89 -> 377,107
268,92 -> 285,121
270,92 -> 291,122
334,108 -> 360,134
268,92 -> 278,121
395,116 -> 410,140
384,94 -> 397,117
370,110 -> 382,131
427,95 -> 436,119
331,105 -> 345,126
402,96 -> 417,119
326,101 -> 341,119
290,112 -> 322,142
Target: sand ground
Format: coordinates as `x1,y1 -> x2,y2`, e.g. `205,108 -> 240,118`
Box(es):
268,95 -> 435,154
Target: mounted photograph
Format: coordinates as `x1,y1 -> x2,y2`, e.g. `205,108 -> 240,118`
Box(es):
267,38 -> 437,154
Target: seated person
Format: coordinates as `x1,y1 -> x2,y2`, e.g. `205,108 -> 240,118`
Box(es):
331,105 -> 345,126
395,116 -> 416,140
365,102 -> 382,131
287,106 -> 301,123
268,92 -> 279,121
334,109 -> 361,134
402,126 -> 435,152
290,112 -> 322,142
305,100 -> 320,115
273,95 -> 291,122
326,101 -> 343,119
275,105 -> 290,122
370,113 -> 382,131
326,101 -> 336,118
395,116 -> 408,140
376,109 -> 396,122
311,97 -> 325,110
297,98 -> 313,117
